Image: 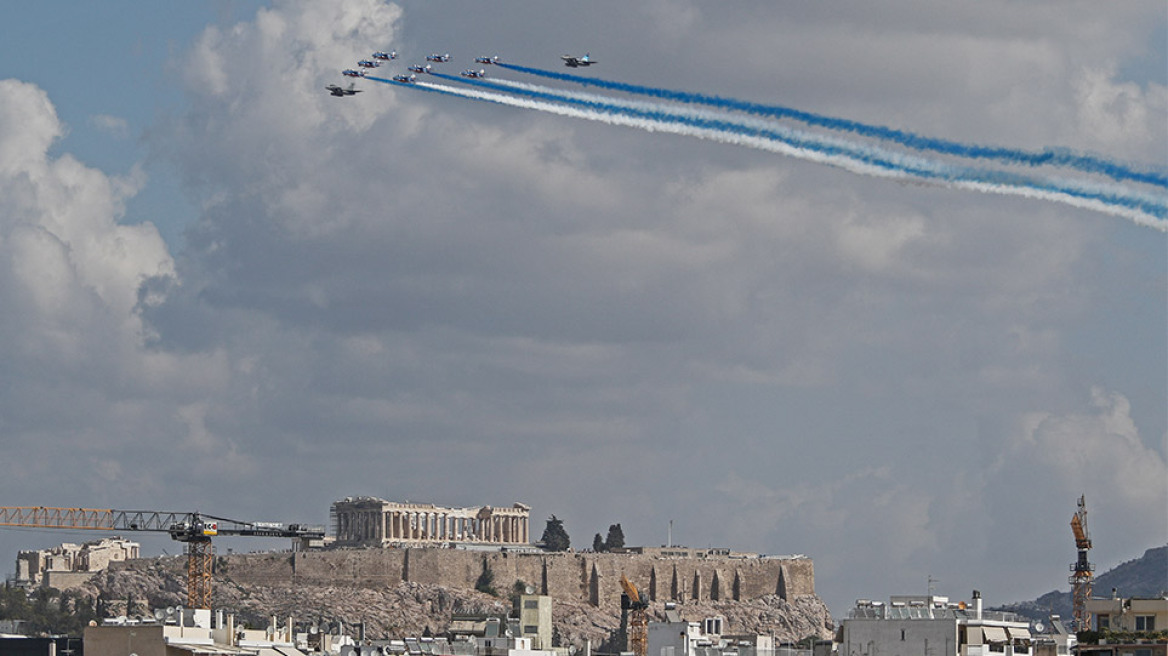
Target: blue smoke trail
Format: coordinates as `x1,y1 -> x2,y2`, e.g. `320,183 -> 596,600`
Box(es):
430,72 -> 1167,222
496,63 -> 1168,189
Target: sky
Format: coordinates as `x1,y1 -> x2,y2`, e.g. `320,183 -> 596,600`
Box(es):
0,0 -> 1166,619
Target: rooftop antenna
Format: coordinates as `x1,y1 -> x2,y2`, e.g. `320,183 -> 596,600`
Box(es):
667,519 -> 673,548
928,574 -> 939,596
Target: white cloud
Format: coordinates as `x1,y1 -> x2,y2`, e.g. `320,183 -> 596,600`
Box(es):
1073,66 -> 1168,160
1010,388 -> 1167,510
0,79 -> 173,352
90,113 -> 130,137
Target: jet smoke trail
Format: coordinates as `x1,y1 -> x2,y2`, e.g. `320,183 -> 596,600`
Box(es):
496,62 -> 1168,189
376,75 -> 1167,230
429,72 -> 1168,226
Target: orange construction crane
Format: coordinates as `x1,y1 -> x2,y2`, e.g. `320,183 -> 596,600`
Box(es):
1068,495 -> 1094,632
0,506 -> 323,610
620,575 -> 648,656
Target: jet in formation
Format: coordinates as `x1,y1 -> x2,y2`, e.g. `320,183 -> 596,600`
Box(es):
426,53 -> 451,63
392,74 -> 417,84
357,59 -> 380,69
561,53 -> 596,67
461,69 -> 486,78
407,64 -> 432,74
372,50 -> 396,61
474,56 -> 499,65
341,69 -> 365,78
326,82 -> 362,97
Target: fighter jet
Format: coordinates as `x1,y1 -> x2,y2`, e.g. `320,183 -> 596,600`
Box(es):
357,59 -> 380,69
407,64 -> 432,74
372,50 -> 396,61
326,82 -> 362,97
561,53 -> 596,67
426,53 -> 451,63
461,69 -> 486,78
341,69 -> 365,78
392,74 -> 417,84
474,55 -> 499,65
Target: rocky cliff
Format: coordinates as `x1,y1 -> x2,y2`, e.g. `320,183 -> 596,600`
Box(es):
81,555 -> 834,646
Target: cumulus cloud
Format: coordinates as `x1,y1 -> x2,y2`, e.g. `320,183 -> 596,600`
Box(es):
1010,388 -> 1167,510
0,80 -> 173,355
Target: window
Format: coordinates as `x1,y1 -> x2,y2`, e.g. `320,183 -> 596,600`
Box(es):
1097,615 -> 1110,631
1134,616 -> 1155,632
901,630 -> 906,641
524,626 -> 538,635
524,600 -> 539,609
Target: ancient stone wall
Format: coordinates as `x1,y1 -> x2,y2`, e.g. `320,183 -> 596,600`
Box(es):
224,549 -> 814,606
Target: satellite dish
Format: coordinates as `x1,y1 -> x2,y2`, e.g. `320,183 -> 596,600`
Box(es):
1034,623 -> 1045,633
525,585 -> 535,595
166,607 -> 176,617
310,626 -> 319,635
154,609 -> 166,621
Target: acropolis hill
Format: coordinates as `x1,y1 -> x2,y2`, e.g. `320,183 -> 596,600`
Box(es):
77,497 -> 834,642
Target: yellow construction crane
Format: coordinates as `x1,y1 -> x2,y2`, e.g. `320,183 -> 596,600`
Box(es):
0,506 -> 324,610
620,575 -> 649,656
1069,495 -> 1094,632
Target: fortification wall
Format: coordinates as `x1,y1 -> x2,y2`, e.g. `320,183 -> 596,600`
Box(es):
224,549 -> 814,606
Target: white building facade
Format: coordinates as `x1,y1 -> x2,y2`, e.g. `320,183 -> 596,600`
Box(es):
840,593 -> 1032,656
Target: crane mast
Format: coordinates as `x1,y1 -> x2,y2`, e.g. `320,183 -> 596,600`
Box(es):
620,575 -> 648,656
1068,495 -> 1094,632
0,506 -> 324,610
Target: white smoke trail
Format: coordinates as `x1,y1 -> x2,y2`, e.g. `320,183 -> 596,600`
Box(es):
414,80 -> 1167,230
482,78 -> 1168,225
416,81 -> 917,179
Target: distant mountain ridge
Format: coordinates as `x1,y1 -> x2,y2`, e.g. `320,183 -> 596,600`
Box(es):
994,545 -> 1167,623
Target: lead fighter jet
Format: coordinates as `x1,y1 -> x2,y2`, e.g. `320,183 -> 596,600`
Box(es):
561,53 -> 596,67
326,82 -> 362,97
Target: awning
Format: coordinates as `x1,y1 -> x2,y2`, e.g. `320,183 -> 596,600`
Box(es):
1007,627 -> 1032,642
981,627 -> 1009,643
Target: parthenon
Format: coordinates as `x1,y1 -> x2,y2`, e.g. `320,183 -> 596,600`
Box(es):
331,497 -> 531,547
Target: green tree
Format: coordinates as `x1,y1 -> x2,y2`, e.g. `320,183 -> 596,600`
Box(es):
510,580 -> 530,612
604,523 -> 625,550
540,515 -> 571,552
592,533 -> 605,552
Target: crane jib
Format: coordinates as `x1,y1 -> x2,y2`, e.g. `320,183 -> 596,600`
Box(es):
0,507 -> 323,538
